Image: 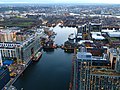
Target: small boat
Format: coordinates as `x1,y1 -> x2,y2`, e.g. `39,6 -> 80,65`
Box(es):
7,85 -> 17,90
43,40 -> 55,49
32,52 -> 42,62
59,24 -> 63,28
68,33 -> 75,40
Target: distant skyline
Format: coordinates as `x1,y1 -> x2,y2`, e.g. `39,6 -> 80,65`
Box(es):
0,0 -> 120,4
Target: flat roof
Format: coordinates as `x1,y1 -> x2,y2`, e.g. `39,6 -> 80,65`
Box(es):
91,32 -> 101,34
77,36 -> 82,38
76,51 -> 108,61
92,35 -> 105,40
91,68 -> 120,76
90,23 -> 101,25
78,40 -> 93,45
102,29 -> 116,33
107,32 -> 120,37
91,32 -> 105,40
77,52 -> 92,60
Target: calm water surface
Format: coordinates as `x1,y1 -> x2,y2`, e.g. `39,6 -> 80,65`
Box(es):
51,25 -> 77,45
14,26 -> 77,90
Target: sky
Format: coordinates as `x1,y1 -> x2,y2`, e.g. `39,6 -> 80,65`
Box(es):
0,0 -> 120,4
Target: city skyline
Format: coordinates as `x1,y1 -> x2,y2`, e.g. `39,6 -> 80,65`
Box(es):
0,3 -> 120,90
0,0 -> 120,4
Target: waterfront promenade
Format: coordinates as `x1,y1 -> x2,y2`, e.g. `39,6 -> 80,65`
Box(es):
2,60 -> 32,90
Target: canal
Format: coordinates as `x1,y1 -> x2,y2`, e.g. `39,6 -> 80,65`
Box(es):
14,25 -> 77,90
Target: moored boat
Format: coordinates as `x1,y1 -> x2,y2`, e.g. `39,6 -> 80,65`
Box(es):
32,52 -> 42,62
68,33 -> 75,40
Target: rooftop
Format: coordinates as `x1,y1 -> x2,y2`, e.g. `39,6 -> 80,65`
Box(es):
90,23 -> 101,25
91,68 -> 120,76
107,31 -> 120,37
78,40 -> 93,45
101,29 -> 116,33
91,32 -> 105,40
77,51 -> 92,60
0,28 -> 20,34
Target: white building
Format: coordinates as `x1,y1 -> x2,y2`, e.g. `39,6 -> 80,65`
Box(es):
0,34 -> 42,64
91,32 -> 105,40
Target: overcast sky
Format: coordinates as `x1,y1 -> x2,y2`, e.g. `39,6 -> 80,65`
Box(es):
0,0 -> 120,4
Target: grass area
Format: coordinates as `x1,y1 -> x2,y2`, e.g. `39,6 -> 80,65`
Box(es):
0,17 -> 37,27
11,22 -> 34,27
111,37 -> 120,41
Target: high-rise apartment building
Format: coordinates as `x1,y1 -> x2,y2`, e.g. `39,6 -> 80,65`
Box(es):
90,68 -> 120,90
72,47 -> 120,90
